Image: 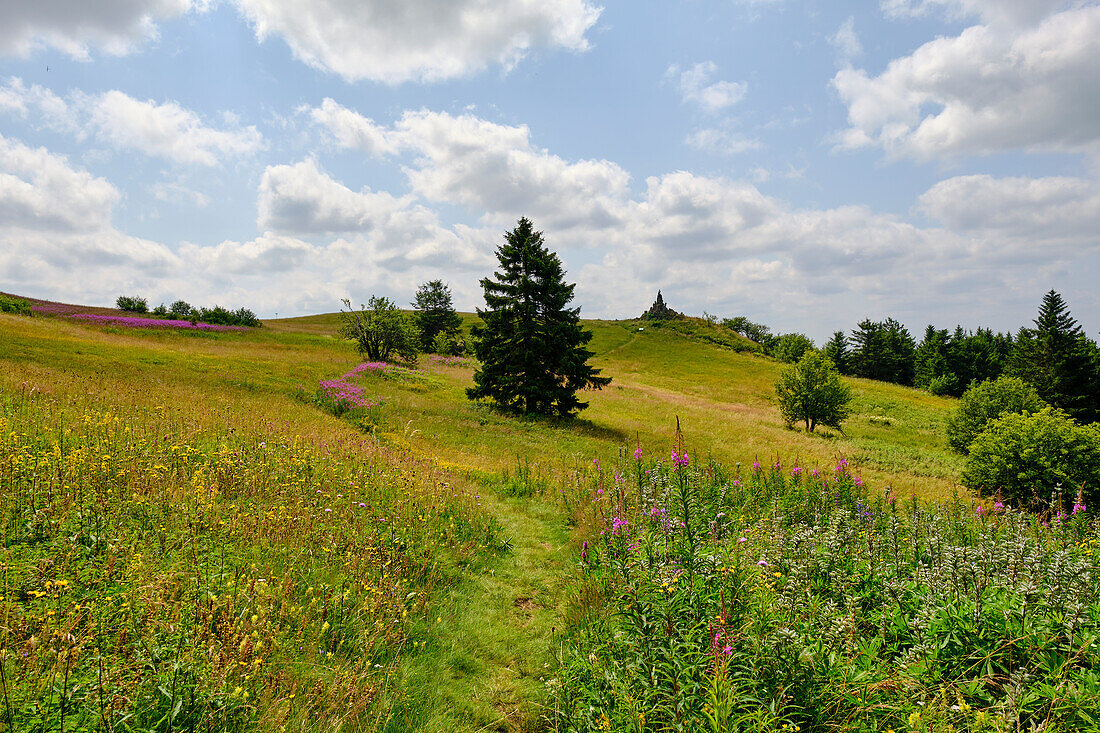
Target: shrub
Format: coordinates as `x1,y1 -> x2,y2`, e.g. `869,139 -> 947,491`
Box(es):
961,407 -> 1100,510
169,300 -> 193,317
432,330 -> 466,356
946,376 -> 1047,453
116,295 -> 148,313
339,296 -> 419,364
775,350 -> 852,432
770,333 -> 814,363
0,294 -> 31,314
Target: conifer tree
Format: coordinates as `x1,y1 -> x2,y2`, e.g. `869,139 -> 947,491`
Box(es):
467,217 -> 611,416
822,331 -> 850,374
1009,290 -> 1098,422
412,279 -> 462,352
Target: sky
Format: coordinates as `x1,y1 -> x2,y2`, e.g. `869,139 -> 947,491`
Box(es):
0,0 -> 1097,342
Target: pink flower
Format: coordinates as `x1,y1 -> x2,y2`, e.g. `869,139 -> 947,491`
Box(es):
976,505 -> 985,516
634,447 -> 643,460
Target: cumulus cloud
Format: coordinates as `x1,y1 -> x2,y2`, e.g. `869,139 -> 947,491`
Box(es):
0,0 -> 198,59
309,98 -> 400,157
236,0 -> 601,83
918,174 -> 1100,241
0,78 -> 263,166
668,62 -> 748,113
257,158 -> 411,233
0,133 -> 118,231
834,5 -> 1100,159
88,91 -> 263,165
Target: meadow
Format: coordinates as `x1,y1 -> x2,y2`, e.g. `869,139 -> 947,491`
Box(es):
1,305 -> 1095,732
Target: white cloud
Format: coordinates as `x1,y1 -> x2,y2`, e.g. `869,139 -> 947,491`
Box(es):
834,5 -> 1100,159
0,133 -> 118,231
830,16 -> 863,60
684,127 -> 761,155
257,158 -> 411,233
668,62 -> 748,113
309,98 -> 400,157
236,0 -> 601,83
918,174 -> 1100,241
88,90 -> 263,165
0,0 -> 198,59
0,79 -> 263,166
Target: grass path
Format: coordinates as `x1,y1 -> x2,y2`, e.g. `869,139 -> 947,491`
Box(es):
383,484 -> 574,732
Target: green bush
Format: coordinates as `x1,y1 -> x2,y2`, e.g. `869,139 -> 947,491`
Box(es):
775,350 -> 852,432
961,407 -> 1100,510
0,294 -> 31,314
946,376 -> 1047,453
116,295 -> 148,312
770,333 -> 814,363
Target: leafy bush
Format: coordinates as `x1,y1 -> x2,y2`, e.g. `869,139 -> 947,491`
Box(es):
770,332 -> 814,363
432,330 -> 466,356
946,376 -> 1047,453
961,407 -> 1100,510
340,296 -> 419,364
0,294 -> 31,314
169,299 -> 193,317
775,350 -> 851,432
115,295 -> 148,312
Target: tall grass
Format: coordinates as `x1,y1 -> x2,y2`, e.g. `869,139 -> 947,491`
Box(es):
550,447 -> 1100,732
0,384 -> 493,731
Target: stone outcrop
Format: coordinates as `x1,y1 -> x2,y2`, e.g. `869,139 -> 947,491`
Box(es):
642,291 -> 683,320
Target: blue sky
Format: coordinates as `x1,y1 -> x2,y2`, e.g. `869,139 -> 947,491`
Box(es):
1,0 -> 1097,341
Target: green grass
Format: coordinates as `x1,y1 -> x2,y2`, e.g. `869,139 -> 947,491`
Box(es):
1,303 -> 971,731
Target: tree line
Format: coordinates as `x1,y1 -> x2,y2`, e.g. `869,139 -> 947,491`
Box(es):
116,295 -> 261,328
730,291 -> 1099,424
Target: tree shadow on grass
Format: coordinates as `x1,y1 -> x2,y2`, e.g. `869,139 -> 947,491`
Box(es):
469,401 -> 628,443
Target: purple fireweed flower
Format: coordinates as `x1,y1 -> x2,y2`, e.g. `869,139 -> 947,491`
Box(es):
976,505 -> 985,516
611,516 -> 629,535
994,501 -> 1005,511
68,313 -> 247,331
854,477 -> 863,488
634,447 -> 643,460
752,461 -> 762,471
811,468 -> 820,478
792,467 -> 802,477
1073,502 -> 1086,514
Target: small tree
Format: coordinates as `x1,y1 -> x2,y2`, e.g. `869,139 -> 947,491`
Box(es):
468,217 -> 610,416
340,297 -> 418,364
775,350 -> 852,433
962,407 -> 1100,511
946,376 -> 1047,454
116,295 -> 148,313
413,280 -> 462,352
771,333 -> 814,363
169,300 -> 193,317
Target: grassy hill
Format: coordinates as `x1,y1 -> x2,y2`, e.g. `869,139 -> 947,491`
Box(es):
4,300 -> 1063,733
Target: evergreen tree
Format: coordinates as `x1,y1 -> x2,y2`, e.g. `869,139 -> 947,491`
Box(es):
822,331 -> 850,374
850,318 -> 916,385
467,218 -> 610,416
1008,290 -> 1098,422
914,326 -> 957,395
412,280 -> 462,352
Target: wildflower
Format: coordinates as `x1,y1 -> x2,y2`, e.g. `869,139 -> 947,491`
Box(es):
792,466 -> 802,477
359,502 -> 365,507
634,447 -> 642,460
994,501 -> 1005,511
581,541 -> 588,563
975,505 -> 985,516
854,476 -> 863,487
738,537 -> 747,543
757,559 -> 768,566
1073,502 -> 1086,514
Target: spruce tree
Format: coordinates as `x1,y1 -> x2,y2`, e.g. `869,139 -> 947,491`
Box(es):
822,331 -> 850,374
412,279 -> 462,352
467,217 -> 611,416
1008,290 -> 1098,422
